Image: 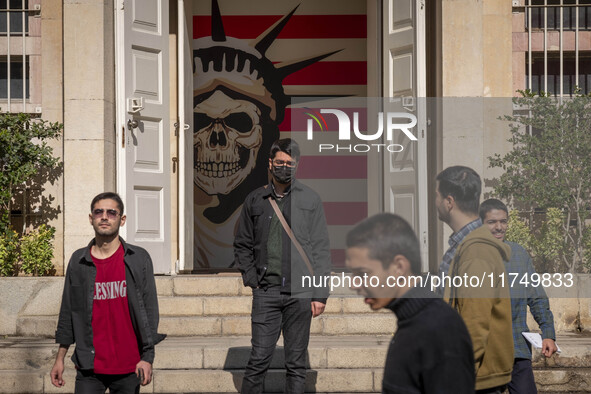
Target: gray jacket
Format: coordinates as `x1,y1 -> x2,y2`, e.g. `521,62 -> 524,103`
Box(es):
55,238 -> 165,369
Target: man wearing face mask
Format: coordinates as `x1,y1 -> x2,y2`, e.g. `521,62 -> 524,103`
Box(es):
234,138 -> 331,394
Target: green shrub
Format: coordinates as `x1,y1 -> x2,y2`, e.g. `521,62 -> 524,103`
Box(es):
0,229 -> 19,276
489,91 -> 591,272
505,210 -> 533,251
506,208 -> 567,272
536,208 -> 564,264
20,224 -> 56,276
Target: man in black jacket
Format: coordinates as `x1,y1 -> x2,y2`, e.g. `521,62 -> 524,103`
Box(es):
50,192 -> 164,393
234,138 -> 331,394
346,213 -> 475,394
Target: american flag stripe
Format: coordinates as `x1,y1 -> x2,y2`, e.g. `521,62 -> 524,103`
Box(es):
298,179 -> 367,202
283,137 -> 368,157
331,249 -> 346,267
297,156 -> 367,179
323,202 -> 368,225
280,107 -> 368,132
279,61 -> 367,85
192,0 -> 366,15
265,39 -> 367,61
283,85 -> 368,97
193,15 -> 367,39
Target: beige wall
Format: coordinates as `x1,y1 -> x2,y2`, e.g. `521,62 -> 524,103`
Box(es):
439,0 -> 514,243
62,0 -> 116,265
41,0 -> 65,274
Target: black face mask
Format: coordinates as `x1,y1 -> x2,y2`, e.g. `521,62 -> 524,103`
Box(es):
271,165 -> 296,184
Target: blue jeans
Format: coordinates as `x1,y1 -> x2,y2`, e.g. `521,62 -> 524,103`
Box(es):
241,287 -> 312,394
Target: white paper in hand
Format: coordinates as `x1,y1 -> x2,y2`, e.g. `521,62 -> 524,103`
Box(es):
522,332 -> 561,353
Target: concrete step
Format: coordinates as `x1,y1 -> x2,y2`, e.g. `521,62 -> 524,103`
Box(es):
0,336 -> 392,372
16,300 -> 395,337
155,275 -> 355,298
159,314 -> 397,337
3,368 -> 591,393
0,368 -> 382,393
1,334 -> 591,393
157,295 -> 390,317
16,314 -> 397,337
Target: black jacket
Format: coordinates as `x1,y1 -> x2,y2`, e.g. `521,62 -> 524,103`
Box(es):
234,180 -> 331,301
55,238 -> 166,369
383,286 -> 475,394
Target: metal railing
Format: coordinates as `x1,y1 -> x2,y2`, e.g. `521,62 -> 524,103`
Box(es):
523,1 -> 591,98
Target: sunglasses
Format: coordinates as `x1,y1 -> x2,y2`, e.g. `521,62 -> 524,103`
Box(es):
92,208 -> 121,219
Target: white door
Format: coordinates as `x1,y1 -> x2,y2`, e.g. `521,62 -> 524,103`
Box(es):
382,0 -> 429,270
117,0 -> 171,273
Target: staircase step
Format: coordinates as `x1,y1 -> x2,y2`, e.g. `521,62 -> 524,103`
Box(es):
155,275 -> 357,298
0,336 -> 392,372
2,335 -> 591,393
533,369 -> 591,392
30,368 -> 379,393
158,315 -> 397,336
4,368 -> 591,393
158,296 -> 390,317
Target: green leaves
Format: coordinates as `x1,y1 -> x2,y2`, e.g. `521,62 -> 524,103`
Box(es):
0,225 -> 56,276
0,113 -> 62,232
0,113 -> 62,276
490,92 -> 591,272
20,224 -> 56,276
0,229 -> 19,276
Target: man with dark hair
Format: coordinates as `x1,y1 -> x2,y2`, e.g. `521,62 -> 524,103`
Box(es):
435,166 -> 513,393
234,138 -> 331,394
50,192 -> 165,393
346,213 -> 474,393
480,198 -> 557,394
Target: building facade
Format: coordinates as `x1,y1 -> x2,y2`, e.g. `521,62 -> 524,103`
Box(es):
5,0 -> 585,275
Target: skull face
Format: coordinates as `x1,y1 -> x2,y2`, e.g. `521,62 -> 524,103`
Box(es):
194,90 -> 263,195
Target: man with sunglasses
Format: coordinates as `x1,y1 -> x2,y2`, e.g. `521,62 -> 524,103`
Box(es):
50,192 -> 165,393
234,138 -> 331,394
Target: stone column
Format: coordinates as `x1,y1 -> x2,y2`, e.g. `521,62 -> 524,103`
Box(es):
41,0 -> 65,273
63,0 -> 116,264
439,0 -> 514,244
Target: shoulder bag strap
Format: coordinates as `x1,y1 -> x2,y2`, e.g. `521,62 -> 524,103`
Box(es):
268,198 -> 315,276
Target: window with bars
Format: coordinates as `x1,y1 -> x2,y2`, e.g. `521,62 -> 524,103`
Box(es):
0,0 -> 39,112
520,1 -> 591,96
529,0 -> 591,30
0,56 -> 29,99
0,0 -> 28,35
529,52 -> 591,95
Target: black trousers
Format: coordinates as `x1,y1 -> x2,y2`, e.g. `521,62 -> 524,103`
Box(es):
241,287 -> 312,394
476,385 -> 508,394
75,370 -> 139,394
508,358 -> 537,394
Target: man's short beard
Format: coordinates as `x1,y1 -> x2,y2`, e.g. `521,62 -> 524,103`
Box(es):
93,222 -> 120,238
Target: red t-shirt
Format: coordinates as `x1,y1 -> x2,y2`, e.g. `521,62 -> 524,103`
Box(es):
91,244 -> 141,374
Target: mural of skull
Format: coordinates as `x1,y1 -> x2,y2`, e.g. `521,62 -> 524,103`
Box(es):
194,90 -> 263,195
192,0 -> 341,268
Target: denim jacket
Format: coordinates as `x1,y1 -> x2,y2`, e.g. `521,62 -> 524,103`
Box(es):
55,237 -> 166,369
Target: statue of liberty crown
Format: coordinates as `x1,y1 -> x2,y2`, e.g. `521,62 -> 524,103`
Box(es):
193,0 -> 340,123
